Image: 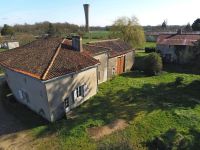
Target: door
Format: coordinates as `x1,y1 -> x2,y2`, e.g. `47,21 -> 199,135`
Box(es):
64,98 -> 70,113
116,56 -> 125,74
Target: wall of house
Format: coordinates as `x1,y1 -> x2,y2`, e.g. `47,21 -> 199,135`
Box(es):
7,42 -> 19,50
5,69 -> 51,121
125,51 -> 134,72
157,44 -> 177,62
178,46 -> 195,64
107,51 -> 134,79
44,66 -> 98,122
108,57 -> 117,79
93,52 -> 108,84
157,44 -> 197,64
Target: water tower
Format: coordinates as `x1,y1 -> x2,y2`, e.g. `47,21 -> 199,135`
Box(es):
83,4 -> 90,32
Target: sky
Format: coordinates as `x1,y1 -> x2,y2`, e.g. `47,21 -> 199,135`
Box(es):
0,0 -> 199,27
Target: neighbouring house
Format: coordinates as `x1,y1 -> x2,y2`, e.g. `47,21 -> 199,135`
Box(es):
145,32 -> 176,42
1,41 -> 19,49
156,32 -> 200,64
0,36 -> 134,122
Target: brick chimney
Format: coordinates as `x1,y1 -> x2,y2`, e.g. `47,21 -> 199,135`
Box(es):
72,36 -> 83,52
177,28 -> 183,35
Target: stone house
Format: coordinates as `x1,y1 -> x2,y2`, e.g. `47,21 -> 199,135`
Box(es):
156,33 -> 200,64
0,36 -> 134,122
1,41 -> 19,49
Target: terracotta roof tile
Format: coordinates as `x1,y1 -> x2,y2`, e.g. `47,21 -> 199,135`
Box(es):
45,48 -> 99,80
86,39 -> 134,58
0,38 -> 99,80
157,34 -> 200,46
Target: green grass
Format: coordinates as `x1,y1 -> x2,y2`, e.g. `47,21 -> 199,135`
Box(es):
26,68 -> 200,149
1,48 -> 200,149
83,31 -> 111,44
143,42 -> 156,48
0,48 -> 7,52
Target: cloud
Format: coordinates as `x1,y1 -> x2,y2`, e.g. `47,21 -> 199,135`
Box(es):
1,18 -> 8,20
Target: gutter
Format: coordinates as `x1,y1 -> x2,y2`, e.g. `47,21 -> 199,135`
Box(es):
42,63 -> 100,83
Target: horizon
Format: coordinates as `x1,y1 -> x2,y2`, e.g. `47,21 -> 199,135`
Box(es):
0,0 -> 199,27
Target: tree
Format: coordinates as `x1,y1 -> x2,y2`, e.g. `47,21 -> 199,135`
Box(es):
161,20 -> 167,30
47,23 -> 56,37
1,24 -> 14,36
110,16 -> 145,48
192,18 -> 200,31
185,23 -> 192,32
144,52 -> 163,75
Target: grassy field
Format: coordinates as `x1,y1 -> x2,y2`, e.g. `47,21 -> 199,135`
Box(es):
0,48 -> 7,52
143,42 -> 156,48
83,31 -> 111,44
29,71 -> 200,150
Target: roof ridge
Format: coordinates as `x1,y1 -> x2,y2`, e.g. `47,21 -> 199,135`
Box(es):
41,38 -> 65,80
87,43 -> 113,52
88,38 -> 120,44
113,40 -> 124,50
84,43 -> 111,51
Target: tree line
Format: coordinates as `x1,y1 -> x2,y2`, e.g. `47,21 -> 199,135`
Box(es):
0,21 -> 80,37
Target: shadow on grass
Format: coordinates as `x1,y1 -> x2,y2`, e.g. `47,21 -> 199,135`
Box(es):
0,81 -> 48,136
147,128 -> 200,150
120,71 -> 147,78
163,63 -> 200,75
34,76 -> 200,141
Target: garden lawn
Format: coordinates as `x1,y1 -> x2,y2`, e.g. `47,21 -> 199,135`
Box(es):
30,71 -> 200,150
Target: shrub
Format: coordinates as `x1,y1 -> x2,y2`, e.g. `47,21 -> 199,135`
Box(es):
0,80 -> 10,100
97,137 -> 134,150
174,77 -> 184,86
144,52 -> 163,75
145,47 -> 156,53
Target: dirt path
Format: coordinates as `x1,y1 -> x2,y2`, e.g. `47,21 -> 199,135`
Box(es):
0,77 -> 32,150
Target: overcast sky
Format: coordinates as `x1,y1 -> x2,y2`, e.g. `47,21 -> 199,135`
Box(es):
0,0 -> 199,26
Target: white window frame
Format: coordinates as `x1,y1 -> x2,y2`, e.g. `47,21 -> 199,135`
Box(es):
18,90 -> 29,103
112,67 -> 116,75
72,84 -> 88,102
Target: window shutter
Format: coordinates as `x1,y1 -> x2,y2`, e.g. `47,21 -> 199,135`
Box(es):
83,84 -> 88,96
18,90 -> 23,99
74,90 -> 77,100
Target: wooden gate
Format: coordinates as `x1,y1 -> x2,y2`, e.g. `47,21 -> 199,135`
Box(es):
116,56 -> 125,75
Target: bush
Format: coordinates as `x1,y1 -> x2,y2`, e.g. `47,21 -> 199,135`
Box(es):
144,52 -> 163,75
145,47 -> 156,53
97,137 -> 134,150
174,77 -> 184,86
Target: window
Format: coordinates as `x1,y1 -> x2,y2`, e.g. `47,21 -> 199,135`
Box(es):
64,98 -> 70,112
18,90 -> 30,103
75,86 -> 83,98
112,67 -> 115,75
72,84 -> 88,102
64,98 -> 69,108
98,71 -> 101,80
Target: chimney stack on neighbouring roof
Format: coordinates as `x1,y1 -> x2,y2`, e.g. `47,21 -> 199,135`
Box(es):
83,4 -> 90,32
177,28 -> 183,35
72,36 -> 83,52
